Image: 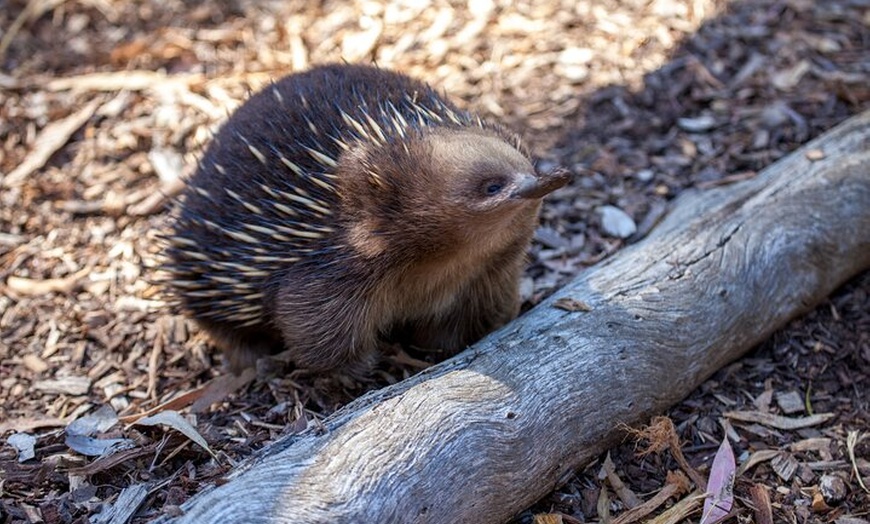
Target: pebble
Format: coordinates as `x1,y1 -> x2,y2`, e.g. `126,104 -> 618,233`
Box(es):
635,169 -> 654,182
557,64 -> 589,83
534,226 -> 568,249
819,474 -> 847,505
677,115 -> 717,132
598,205 -> 637,238
557,47 -> 594,82
760,102 -> 790,129
518,276 -> 535,302
558,47 -> 594,65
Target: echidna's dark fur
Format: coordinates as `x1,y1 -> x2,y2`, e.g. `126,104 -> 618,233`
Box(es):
164,64 -> 566,373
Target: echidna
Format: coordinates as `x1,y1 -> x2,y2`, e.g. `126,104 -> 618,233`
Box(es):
164,64 -> 569,374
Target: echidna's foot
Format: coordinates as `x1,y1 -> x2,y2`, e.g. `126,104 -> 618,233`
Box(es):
291,344 -> 380,380
195,319 -> 283,375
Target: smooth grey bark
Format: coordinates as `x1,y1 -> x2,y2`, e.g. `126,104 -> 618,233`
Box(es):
159,111 -> 870,524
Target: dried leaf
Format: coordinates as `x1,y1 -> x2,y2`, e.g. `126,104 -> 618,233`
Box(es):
700,439 -> 735,524
7,433 -> 36,462
67,405 -> 120,436
749,484 -> 773,524
724,410 -> 833,429
135,410 -> 216,458
65,434 -> 136,458
66,405 -> 135,458
737,449 -> 780,476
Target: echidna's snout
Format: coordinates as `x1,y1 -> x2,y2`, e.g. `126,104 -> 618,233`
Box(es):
511,168 -> 571,200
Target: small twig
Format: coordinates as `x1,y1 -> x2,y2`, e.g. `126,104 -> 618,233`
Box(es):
147,318 -> 166,401
846,431 -> 870,494
612,471 -> 691,524
2,98 -> 102,188
0,0 -> 68,60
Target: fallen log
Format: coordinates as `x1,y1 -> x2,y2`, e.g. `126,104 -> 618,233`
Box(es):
161,111 -> 870,524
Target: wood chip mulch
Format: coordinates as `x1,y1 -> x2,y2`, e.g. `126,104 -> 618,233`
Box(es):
1,0 -> 867,522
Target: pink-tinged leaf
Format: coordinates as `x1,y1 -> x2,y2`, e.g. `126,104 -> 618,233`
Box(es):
700,438 -> 736,524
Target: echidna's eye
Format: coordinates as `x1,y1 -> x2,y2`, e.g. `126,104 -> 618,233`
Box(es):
482,179 -> 505,196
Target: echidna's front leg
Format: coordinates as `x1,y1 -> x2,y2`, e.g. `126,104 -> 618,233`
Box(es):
406,262 -> 524,355
271,276 -> 380,373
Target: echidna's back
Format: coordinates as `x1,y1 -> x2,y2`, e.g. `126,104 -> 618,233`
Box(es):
164,65 -> 465,330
